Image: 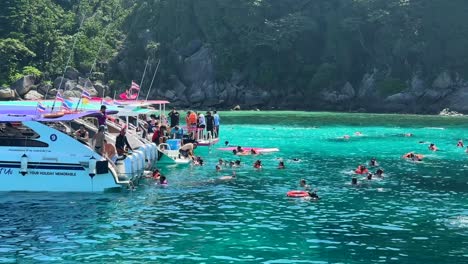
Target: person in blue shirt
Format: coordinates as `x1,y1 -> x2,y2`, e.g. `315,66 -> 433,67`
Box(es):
213,110 -> 220,137
170,125 -> 184,139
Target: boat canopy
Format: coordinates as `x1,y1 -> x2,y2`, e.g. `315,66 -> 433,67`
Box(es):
0,110 -> 119,122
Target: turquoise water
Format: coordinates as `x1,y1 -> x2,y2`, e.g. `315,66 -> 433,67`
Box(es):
1,112 -> 468,263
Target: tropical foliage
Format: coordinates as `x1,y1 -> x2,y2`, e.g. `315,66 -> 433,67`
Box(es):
1,0 -> 467,96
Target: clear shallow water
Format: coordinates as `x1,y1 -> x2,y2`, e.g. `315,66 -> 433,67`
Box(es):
1,111 -> 468,263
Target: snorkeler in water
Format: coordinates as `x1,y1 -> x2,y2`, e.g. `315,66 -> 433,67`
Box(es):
375,169 -> 384,178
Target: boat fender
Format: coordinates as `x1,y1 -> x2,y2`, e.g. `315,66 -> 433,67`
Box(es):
89,156 -> 96,178
287,190 -> 309,198
20,154 -> 28,176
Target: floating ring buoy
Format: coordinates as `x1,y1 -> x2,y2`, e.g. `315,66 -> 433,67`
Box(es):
42,112 -> 65,118
287,190 -> 309,198
355,169 -> 369,174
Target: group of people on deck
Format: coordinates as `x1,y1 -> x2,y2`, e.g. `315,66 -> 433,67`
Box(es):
185,110 -> 220,140
147,108 -> 220,148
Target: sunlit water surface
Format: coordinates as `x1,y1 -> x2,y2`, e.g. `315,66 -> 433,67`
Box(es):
1,112 -> 468,263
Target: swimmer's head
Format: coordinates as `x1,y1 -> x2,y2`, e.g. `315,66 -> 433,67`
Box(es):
300,179 -> 306,186
352,177 -> 358,185
225,141 -> 229,146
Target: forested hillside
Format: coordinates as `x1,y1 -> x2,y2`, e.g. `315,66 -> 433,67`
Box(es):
2,0 -> 468,113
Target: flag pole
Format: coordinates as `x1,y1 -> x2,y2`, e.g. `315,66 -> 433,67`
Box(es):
137,56 -> 150,100
50,15 -> 86,112
146,59 -> 160,101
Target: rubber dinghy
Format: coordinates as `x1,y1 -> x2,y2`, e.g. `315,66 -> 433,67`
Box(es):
217,147 -> 280,153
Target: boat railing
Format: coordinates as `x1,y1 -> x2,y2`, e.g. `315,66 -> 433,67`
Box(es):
183,126 -> 218,141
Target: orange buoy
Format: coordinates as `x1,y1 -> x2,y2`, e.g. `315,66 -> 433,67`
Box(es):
287,190 -> 309,198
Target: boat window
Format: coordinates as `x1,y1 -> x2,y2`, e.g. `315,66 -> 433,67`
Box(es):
0,123 -> 49,147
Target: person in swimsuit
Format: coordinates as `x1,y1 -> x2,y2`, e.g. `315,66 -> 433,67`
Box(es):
92,125 -> 106,155
75,124 -> 89,142
278,161 -> 285,169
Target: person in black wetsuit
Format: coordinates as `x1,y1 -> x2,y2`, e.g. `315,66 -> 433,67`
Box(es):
116,128 -> 132,156
168,107 -> 180,128
205,111 -> 215,138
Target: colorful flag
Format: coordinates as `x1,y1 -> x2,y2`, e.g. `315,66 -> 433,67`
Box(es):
130,81 -> 140,91
56,91 -> 64,102
113,99 -> 123,105
62,99 -> 73,110
81,89 -> 91,99
37,102 -> 46,112
102,100 -> 112,106
82,98 -> 89,105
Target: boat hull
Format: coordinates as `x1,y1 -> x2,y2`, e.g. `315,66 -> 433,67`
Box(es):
0,167 -> 121,192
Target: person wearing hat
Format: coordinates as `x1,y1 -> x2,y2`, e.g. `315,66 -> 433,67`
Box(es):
168,107 -> 180,128
205,111 -> 215,139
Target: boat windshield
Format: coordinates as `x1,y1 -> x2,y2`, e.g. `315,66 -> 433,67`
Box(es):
0,122 -> 48,147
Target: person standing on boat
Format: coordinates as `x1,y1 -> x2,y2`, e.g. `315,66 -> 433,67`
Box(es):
186,111 -> 197,139
97,105 -> 107,127
197,112 -> 206,139
116,128 -> 132,156
205,111 -> 215,139
213,110 -> 220,137
169,107 -> 180,128
93,125 -> 106,155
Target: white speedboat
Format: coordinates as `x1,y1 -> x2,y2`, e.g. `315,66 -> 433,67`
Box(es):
0,111 -> 133,192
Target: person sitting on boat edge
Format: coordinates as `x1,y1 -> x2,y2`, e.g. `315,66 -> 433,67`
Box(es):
179,142 -> 197,160
170,125 -> 184,139
116,127 -> 132,156
75,124 -> 89,142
